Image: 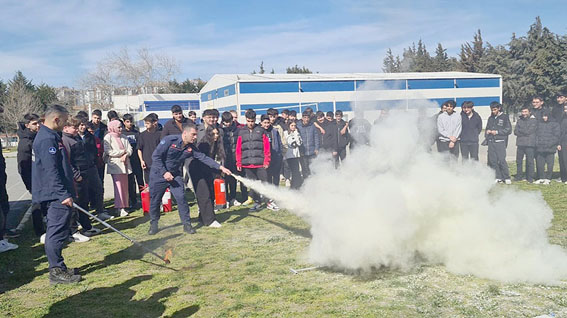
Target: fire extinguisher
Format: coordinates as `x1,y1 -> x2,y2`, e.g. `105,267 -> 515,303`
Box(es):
214,178 -> 227,207
162,188 -> 172,212
141,185 -> 150,214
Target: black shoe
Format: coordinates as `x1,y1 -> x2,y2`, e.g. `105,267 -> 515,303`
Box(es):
183,224 -> 196,234
66,267 -> 79,275
4,229 -> 21,238
49,267 -> 81,285
148,223 -> 159,235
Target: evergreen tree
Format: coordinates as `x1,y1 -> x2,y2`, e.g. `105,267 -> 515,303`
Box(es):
286,65 -> 312,74
459,30 -> 485,72
382,48 -> 400,72
35,83 -> 58,108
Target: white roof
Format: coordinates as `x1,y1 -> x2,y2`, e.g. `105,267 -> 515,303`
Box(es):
201,72 -> 501,92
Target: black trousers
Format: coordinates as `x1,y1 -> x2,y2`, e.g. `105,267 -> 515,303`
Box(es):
87,166 -> 104,214
516,146 -> 535,182
335,147 -> 347,168
189,166 -> 217,226
244,167 -> 268,202
437,140 -> 460,160
300,154 -> 316,178
30,204 -> 46,236
0,166 -> 9,235
286,158 -> 303,189
487,141 -> 510,180
267,155 -> 283,186
70,175 -> 93,234
460,142 -> 479,161
558,145 -> 567,182
536,151 -> 555,180
224,160 -> 237,201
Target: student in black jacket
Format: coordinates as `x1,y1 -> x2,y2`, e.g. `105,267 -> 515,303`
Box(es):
123,113 -> 144,209
514,106 -> 537,182
62,117 -> 101,240
534,110 -> 560,184
459,101 -> 483,161
530,96 -> 545,122
335,110 -> 349,167
317,112 -> 339,160
161,105 -> 190,138
485,102 -> 512,184
137,113 -> 162,185
16,114 -> 45,236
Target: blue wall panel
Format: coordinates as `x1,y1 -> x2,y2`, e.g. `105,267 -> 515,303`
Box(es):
300,81 -> 354,92
240,82 -> 299,94
408,79 -> 454,90
216,84 -> 236,98
356,80 -> 406,90
201,90 -> 217,102
217,105 -> 237,112
456,78 -> 500,88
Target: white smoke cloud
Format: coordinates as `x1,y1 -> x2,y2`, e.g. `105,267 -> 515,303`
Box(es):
236,107 -> 567,284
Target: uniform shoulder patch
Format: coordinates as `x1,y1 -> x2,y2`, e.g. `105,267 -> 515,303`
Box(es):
48,147 -> 57,154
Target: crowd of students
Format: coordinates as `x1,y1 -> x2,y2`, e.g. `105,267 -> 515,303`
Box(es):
431,92 -> 567,185
1,92 -> 567,282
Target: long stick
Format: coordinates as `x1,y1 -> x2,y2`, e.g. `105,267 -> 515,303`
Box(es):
72,203 -> 170,264
15,204 -> 35,231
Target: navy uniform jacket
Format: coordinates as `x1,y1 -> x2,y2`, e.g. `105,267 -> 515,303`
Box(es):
32,125 -> 76,204
150,135 -> 220,179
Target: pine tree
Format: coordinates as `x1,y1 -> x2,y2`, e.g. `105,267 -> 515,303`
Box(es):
382,48 -> 400,72
459,30 -> 484,72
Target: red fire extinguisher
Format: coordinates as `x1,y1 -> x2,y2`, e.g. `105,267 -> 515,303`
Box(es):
141,185 -> 150,214
214,178 -> 227,206
162,188 -> 172,212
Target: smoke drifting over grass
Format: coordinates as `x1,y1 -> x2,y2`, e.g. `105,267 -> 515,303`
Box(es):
236,109 -> 567,284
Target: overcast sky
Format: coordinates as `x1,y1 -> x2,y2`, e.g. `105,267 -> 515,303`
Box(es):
0,0 -> 565,87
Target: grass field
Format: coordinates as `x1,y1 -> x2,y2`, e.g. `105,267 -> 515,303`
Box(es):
1,164 -> 566,317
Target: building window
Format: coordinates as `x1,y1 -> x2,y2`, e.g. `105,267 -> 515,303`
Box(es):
224,89 -> 229,97
208,93 -> 212,100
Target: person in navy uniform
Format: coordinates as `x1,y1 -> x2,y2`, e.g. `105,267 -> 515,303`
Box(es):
148,124 -> 231,235
32,105 -> 81,284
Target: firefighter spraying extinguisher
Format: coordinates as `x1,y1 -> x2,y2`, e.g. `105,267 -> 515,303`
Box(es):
214,178 -> 227,208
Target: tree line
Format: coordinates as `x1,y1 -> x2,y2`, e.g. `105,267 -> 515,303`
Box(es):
383,17 -> 567,115
0,71 -> 59,135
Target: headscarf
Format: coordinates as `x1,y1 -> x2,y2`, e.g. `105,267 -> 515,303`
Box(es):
107,119 -> 125,150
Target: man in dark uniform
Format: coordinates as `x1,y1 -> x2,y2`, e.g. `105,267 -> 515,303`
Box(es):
32,104 -> 81,284
148,124 -> 231,235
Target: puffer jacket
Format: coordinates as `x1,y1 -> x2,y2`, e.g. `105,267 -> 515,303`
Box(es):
103,134 -> 133,174
283,130 -> 302,160
514,115 -> 537,147
535,120 -> 560,153
297,121 -> 320,156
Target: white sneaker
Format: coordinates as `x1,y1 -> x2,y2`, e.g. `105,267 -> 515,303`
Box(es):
40,233 -> 46,244
267,200 -> 280,211
82,227 -> 102,237
533,179 -> 543,184
119,209 -> 129,217
0,239 -> 18,253
504,179 -> 512,185
285,179 -> 291,187
72,232 -> 90,243
555,178 -> 562,183
231,199 -> 241,207
494,179 -> 501,184
543,179 -> 551,185
97,212 -> 114,221
209,220 -> 222,228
